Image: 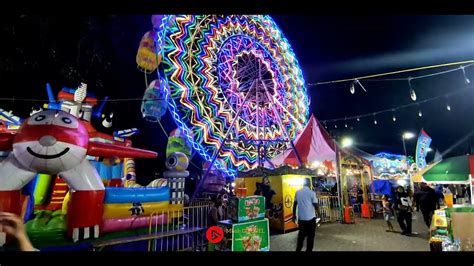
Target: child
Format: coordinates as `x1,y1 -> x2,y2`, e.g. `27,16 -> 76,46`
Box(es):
382,194 -> 395,232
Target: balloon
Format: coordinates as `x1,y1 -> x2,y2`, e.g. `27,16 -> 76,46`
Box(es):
151,15 -> 164,30
136,31 -> 161,73
141,79 -> 168,122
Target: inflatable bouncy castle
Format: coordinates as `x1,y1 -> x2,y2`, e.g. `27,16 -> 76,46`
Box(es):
0,84 -> 190,251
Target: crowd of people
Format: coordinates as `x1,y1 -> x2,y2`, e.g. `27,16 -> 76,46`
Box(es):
380,182 -> 462,235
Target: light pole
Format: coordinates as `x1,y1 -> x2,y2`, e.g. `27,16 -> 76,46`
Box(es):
402,132 -> 415,192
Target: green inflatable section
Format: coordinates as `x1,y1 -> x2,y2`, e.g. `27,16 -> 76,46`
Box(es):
166,137 -> 192,158
34,174 -> 52,205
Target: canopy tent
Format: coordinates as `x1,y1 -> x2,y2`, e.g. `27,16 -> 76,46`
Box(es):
413,155 -> 474,184
267,114 -> 336,168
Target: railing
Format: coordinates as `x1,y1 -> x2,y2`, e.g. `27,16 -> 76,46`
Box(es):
147,204 -> 213,252
317,196 -> 342,223
92,204 -> 213,252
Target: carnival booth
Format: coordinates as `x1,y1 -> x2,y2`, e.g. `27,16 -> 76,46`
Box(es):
369,152 -> 412,215
235,115 -> 346,232
235,167 -> 312,233
411,155 -> 474,251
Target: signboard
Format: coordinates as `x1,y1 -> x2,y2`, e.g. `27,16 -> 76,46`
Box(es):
415,129 -> 432,170
218,219 -> 270,251
228,196 -> 265,223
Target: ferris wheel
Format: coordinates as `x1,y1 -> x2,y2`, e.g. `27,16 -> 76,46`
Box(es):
155,15 -> 310,176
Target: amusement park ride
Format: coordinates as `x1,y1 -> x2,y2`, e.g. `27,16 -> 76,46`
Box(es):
0,15 -> 312,250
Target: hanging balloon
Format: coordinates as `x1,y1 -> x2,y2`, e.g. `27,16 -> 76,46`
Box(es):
136,31 -> 162,73
151,15 -> 165,30
166,128 -> 194,158
141,79 -> 168,122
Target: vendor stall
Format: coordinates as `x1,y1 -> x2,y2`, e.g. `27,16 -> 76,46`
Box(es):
411,155 -> 474,251
235,168 -> 312,232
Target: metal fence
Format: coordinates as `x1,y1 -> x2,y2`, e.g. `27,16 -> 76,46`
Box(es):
317,196 -> 342,223
147,204 -> 214,252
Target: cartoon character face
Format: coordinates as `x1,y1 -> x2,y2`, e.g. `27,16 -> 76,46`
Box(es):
12,110 -> 89,174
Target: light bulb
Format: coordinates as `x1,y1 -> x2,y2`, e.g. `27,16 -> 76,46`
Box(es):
446,104 -> 451,111
356,117 -> 360,122
334,124 -> 337,128
350,82 -> 355,94
345,124 -> 348,128
374,119 -> 377,125
392,116 -> 396,122
461,66 -> 470,84
410,89 -> 417,101
418,110 -> 422,117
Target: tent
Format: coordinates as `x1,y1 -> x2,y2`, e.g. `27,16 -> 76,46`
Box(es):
268,114 -> 336,167
414,155 -> 474,184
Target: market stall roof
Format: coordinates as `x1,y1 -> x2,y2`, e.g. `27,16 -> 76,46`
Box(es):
268,114 -> 336,168
414,155 -> 474,184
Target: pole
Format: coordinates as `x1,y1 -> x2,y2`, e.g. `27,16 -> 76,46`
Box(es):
334,140 -> 344,223
402,136 -> 407,157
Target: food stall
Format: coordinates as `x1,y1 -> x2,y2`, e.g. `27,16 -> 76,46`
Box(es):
217,195 -> 270,251
412,155 -> 474,251
235,167 -> 312,232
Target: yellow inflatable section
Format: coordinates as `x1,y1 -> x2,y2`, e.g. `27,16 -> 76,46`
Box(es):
61,191 -> 70,215
103,201 -> 169,219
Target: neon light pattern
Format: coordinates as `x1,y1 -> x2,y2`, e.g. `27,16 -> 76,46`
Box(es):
157,15 -> 309,174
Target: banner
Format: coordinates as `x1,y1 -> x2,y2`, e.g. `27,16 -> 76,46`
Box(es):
415,129 -> 432,170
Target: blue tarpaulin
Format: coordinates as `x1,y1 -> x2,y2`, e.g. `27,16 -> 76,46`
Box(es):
371,180 -> 393,197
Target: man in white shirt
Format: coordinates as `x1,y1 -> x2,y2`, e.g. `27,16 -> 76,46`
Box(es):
292,178 -> 321,252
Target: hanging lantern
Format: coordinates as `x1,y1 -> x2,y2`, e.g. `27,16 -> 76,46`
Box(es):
136,31 -> 162,73
461,66 -> 470,84
408,78 -> 417,101
151,15 -> 165,30
141,79 -> 168,122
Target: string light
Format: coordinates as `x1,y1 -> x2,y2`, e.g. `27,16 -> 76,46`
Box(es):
408,78 -> 417,101
446,104 -> 451,111
373,114 -> 377,125
392,113 -> 397,122
418,110 -> 423,117
334,124 -> 338,128
350,82 -> 355,94
461,66 -> 471,84
321,85 -> 470,124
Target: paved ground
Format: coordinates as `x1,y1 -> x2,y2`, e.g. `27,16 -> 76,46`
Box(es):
270,214 -> 431,251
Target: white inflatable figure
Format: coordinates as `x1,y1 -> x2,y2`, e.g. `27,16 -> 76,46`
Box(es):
0,110 -> 157,243
164,152 -> 189,205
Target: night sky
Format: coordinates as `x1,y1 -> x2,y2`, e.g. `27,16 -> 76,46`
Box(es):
1,15 -> 474,180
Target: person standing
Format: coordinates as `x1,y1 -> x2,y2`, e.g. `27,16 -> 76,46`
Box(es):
292,178 -> 321,252
382,195 -> 395,232
395,186 -> 413,236
414,182 -> 440,228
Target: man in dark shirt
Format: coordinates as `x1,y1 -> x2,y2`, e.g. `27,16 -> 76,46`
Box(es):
414,182 -> 441,228
395,186 -> 413,236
